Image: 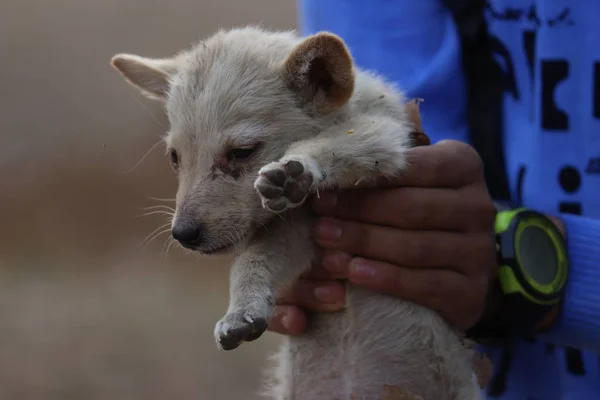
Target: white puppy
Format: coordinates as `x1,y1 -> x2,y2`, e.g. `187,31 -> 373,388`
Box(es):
110,26 -> 486,400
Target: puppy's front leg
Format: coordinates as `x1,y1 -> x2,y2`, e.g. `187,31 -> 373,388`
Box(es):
214,213 -> 314,351
214,248 -> 277,351
254,114 -> 424,213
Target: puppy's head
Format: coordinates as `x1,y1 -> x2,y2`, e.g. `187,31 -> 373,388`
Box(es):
111,27 -> 355,255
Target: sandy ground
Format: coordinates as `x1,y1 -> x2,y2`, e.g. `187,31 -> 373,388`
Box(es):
0,1 -> 296,398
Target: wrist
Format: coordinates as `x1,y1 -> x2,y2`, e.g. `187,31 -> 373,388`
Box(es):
546,214 -> 566,238
467,208 -> 569,345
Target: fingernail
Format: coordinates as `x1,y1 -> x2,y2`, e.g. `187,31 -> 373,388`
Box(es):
314,218 -> 342,241
312,192 -> 337,211
314,284 -> 343,303
349,259 -> 376,280
281,311 -> 294,330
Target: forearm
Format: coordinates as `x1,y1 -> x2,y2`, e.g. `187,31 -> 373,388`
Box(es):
215,214 -> 315,350
282,115 -> 418,191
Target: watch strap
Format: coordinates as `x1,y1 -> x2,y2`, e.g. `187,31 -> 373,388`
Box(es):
467,208 -> 567,345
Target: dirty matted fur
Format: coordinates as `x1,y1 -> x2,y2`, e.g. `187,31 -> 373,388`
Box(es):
110,26 -> 486,400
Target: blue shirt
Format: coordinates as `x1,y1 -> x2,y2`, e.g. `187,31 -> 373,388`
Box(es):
299,1 -> 600,398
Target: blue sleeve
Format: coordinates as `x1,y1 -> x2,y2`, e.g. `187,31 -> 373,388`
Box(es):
537,215 -> 600,352
298,1 -> 600,352
298,0 -> 470,144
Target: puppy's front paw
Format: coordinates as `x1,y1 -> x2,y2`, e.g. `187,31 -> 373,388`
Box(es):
214,311 -> 269,351
254,156 -> 321,213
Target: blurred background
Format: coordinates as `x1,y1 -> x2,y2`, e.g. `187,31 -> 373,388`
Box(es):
0,0 -> 297,398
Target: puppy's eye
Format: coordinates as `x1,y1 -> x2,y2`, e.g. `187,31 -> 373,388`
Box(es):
169,149 -> 180,171
227,146 -> 258,162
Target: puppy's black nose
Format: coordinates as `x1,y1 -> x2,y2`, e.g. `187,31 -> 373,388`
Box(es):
172,223 -> 203,247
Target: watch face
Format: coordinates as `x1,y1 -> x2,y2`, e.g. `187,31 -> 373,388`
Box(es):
517,225 -> 558,285
496,210 -> 568,306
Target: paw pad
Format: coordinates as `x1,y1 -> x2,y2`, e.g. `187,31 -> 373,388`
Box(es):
254,159 -> 314,212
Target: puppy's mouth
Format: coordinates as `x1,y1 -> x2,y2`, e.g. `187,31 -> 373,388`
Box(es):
197,240 -> 238,255
175,224 -> 255,255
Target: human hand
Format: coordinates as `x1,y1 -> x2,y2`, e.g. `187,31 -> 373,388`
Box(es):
268,140 -> 497,335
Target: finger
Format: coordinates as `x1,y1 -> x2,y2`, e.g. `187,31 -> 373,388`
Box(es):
276,279 -> 346,311
319,251 -> 353,277
346,258 -> 486,329
311,186 -> 492,232
343,140 -> 484,189
267,305 -> 308,336
313,217 -> 491,272
300,250 -> 351,280
402,140 -> 484,187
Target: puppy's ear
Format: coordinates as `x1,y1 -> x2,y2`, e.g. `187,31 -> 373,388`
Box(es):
282,32 -> 355,111
110,54 -> 178,101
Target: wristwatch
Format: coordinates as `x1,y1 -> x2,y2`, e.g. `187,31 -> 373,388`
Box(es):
467,206 -> 569,345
